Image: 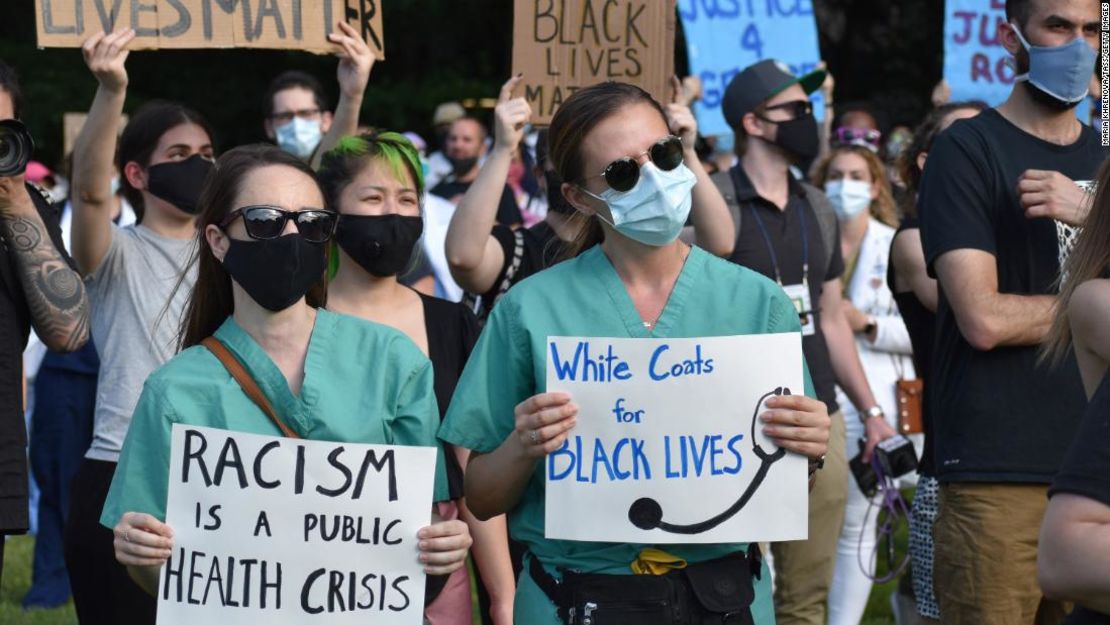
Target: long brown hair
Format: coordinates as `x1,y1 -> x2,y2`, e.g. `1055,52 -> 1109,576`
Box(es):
548,81 -> 668,259
811,145 -> 899,228
177,144 -> 328,350
896,100 -> 987,216
1043,159 -> 1110,364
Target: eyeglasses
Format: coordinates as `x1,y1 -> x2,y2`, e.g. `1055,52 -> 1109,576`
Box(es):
832,127 -> 882,151
757,100 -> 813,121
270,108 -> 322,126
585,135 -> 685,193
219,206 -> 338,243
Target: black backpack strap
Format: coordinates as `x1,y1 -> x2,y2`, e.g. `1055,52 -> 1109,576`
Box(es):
800,181 -> 839,274
528,552 -> 568,619
712,168 -> 743,241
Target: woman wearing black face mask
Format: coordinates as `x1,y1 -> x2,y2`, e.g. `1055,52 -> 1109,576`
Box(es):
102,143 -> 471,608
321,133 -> 516,625
65,29 -> 217,625
445,75 -> 737,322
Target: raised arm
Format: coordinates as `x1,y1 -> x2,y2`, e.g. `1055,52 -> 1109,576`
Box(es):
311,21 -> 374,169
0,176 -> 89,352
445,76 -> 529,294
665,78 -> 733,257
934,249 -> 1055,351
71,29 -> 134,276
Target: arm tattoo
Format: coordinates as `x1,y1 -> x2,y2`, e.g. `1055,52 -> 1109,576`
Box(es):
1,213 -> 90,352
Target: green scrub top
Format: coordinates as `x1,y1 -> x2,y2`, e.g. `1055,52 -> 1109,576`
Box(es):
101,308 -> 449,530
440,245 -> 815,625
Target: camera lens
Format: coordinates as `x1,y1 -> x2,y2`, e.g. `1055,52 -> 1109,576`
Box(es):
0,119 -> 35,178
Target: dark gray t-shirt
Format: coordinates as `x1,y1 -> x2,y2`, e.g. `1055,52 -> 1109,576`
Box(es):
86,225 -> 195,462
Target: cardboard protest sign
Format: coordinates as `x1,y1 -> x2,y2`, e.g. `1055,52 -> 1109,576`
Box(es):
513,0 -> 677,125
544,334 -> 808,544
158,425 -> 434,625
63,112 -> 128,157
34,0 -> 384,57
678,0 -> 825,138
943,0 -> 1013,105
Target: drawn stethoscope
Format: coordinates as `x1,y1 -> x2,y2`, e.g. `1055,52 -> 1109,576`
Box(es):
627,387 -> 790,534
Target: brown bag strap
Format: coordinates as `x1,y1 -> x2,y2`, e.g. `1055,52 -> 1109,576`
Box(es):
201,336 -> 301,439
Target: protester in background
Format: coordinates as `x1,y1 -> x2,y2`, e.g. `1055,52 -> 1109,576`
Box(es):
918,1 -> 1103,622
426,102 -> 467,190
431,116 -> 523,228
101,143 -> 472,599
65,29 -> 215,624
0,60 -> 89,584
262,21 -> 374,165
320,133 -> 516,625
1039,160 -> 1110,625
440,80 -> 830,625
445,75 -> 736,320
812,145 -> 914,625
720,59 -> 897,625
889,99 -> 986,625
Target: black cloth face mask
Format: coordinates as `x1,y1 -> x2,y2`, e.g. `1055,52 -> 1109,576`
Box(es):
222,234 -> 327,312
543,169 -> 575,216
448,155 -> 479,177
763,113 -> 820,162
335,214 -> 424,278
146,154 -> 214,215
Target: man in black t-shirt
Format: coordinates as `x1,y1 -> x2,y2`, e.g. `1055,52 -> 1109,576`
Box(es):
919,2 -> 1104,623
0,63 -> 89,581
431,116 -> 523,228
721,59 -> 897,625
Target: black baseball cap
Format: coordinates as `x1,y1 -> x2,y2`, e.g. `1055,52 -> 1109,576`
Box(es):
722,59 -> 826,130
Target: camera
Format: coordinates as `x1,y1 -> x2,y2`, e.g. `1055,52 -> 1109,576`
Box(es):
849,434 -> 918,497
0,119 -> 34,177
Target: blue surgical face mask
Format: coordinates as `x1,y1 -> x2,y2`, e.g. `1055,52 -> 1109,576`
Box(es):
825,179 -> 872,221
1011,22 -> 1097,105
582,162 -> 697,247
275,117 -> 323,159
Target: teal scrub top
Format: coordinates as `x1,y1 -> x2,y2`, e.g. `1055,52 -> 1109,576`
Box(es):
101,308 -> 449,530
439,245 -> 815,624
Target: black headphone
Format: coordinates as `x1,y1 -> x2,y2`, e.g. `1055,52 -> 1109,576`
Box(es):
627,387 -> 790,534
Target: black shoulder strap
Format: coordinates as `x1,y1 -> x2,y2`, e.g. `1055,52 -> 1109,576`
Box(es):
800,181 -> 839,273
712,168 -> 742,241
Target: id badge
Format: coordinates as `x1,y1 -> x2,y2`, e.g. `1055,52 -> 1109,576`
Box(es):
782,282 -> 815,336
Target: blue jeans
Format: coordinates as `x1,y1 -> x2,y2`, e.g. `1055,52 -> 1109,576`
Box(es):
22,365 -> 96,609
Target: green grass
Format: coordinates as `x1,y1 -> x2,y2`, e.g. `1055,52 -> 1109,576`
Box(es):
1,536 -> 76,625
5,506 -> 910,625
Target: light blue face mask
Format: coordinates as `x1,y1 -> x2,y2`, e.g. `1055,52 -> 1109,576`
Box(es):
582,162 -> 697,247
1011,22 -> 1098,105
825,179 -> 872,221
275,117 -> 323,159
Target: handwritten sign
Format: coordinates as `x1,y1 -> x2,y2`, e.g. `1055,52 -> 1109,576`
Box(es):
678,0 -> 824,138
544,334 -> 808,544
943,0 -> 1013,105
512,0 -> 677,125
158,425 -> 434,625
34,0 -> 385,57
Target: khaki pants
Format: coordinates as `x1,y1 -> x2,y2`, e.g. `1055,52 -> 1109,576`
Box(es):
772,410 -> 849,625
934,483 -> 1068,625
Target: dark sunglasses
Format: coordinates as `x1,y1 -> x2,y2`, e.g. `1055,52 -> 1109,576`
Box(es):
757,100 -> 813,121
586,135 -> 685,193
219,206 -> 338,243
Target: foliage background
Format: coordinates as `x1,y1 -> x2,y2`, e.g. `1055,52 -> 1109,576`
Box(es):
1,0 -> 944,171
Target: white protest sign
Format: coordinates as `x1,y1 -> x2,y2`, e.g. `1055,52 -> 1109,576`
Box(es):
545,334 -> 808,544
158,424 -> 435,625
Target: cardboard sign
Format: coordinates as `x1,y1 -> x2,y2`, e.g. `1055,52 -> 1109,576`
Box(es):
678,0 -> 825,138
942,0 -> 1013,105
34,0 -> 385,57
63,112 -> 128,157
512,0 -> 677,125
158,425 -> 434,625
544,334 -> 808,544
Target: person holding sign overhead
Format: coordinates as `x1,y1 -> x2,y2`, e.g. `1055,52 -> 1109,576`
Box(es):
320,132 -> 516,625
445,75 -> 737,321
99,144 -> 472,614
64,28 -> 215,625
439,81 -> 831,624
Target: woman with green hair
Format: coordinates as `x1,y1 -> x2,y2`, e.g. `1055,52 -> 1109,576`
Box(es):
320,133 -> 516,625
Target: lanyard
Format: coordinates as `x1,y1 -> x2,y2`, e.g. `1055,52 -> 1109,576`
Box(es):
748,202 -> 809,286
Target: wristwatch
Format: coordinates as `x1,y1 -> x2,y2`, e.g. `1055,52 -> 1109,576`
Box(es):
861,405 -> 884,423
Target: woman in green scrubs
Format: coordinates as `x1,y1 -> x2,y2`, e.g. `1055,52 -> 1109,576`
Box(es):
439,82 -> 831,624
100,144 -> 471,597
